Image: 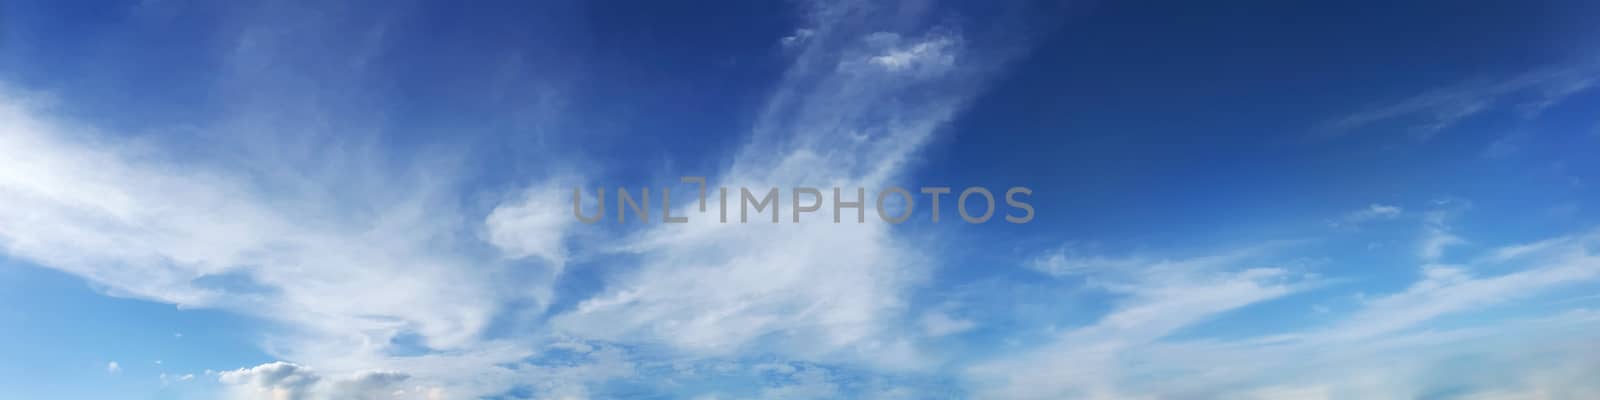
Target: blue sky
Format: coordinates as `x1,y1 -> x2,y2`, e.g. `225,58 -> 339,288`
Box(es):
1,0 -> 1599,399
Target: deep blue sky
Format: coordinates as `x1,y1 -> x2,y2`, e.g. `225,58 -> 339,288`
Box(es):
2,1 -> 1598,399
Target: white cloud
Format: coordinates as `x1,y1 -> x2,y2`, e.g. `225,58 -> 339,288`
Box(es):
0,80 -> 547,398
216,362 -> 442,400
1171,308 -> 1600,400
218,355 -> 607,400
758,364 -> 838,400
969,228 -> 1600,400
1236,385 -> 1332,400
552,201 -> 927,366
1519,75 -> 1597,117
780,28 -> 815,47
485,180 -> 580,268
863,33 -> 958,74
1329,230 -> 1600,341
1363,203 -> 1403,217
1419,201 -> 1467,262
3,2 -> 1025,397
327,371 -> 413,400
1316,62 -> 1600,141
1420,229 -> 1464,262
219,362 -> 323,400
920,311 -> 977,337
549,4 -> 1019,370
970,246 -> 1310,399
1329,203 -> 1403,228
1483,131 -> 1531,159
161,372 -> 197,385
1025,245 -> 1145,277
0,0 -> 999,393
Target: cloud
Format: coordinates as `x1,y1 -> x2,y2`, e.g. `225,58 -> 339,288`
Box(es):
1315,62 -> 1600,141
968,227 -> 1600,399
780,29 -> 815,48
1329,203 -> 1403,228
217,362 -> 438,400
219,362 -> 323,400
920,311 -> 977,337
161,372 -> 197,385
0,3 -> 1055,395
327,371 -> 414,400
1025,244 -> 1146,277
484,180 -> 580,268
759,364 -> 839,400
0,2 -> 651,396
1482,131 -> 1530,159
1519,74 -> 1597,117
862,33 -> 959,74
549,1 -> 1030,370
1144,309 -> 1600,400
0,53 -> 548,400
1235,385 -> 1332,400
969,245 -> 1311,399
1419,200 -> 1468,262
1329,230 -> 1600,341
0,0 -> 1015,395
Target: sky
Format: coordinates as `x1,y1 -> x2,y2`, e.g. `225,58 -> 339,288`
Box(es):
1,0 -> 1599,399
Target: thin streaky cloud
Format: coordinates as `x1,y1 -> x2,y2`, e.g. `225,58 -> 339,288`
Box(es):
1312,61 -> 1600,141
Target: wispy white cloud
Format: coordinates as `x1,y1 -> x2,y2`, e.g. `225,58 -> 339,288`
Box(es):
920,311 -> 977,337
1135,308 -> 1600,400
780,28 -> 815,48
217,362 -> 434,400
1519,74 -> 1597,117
970,245 -> 1312,399
1328,203 -> 1403,228
1315,62 -> 1600,141
1482,131 -> 1531,159
0,2 -> 1039,396
1330,229 -> 1600,341
0,58 -> 557,400
484,180 -> 581,268
218,362 -> 323,400
160,372 -> 197,385
1024,244 -> 1146,277
0,2 -> 619,396
549,1 -> 1030,371
759,364 -> 839,400
215,339 -> 643,400
969,226 -> 1600,399
862,33 -> 959,74
1419,199 -> 1468,262
0,1 -> 985,397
